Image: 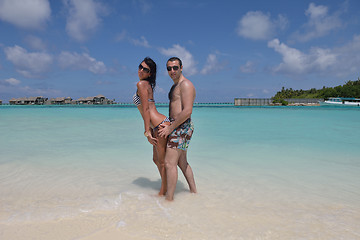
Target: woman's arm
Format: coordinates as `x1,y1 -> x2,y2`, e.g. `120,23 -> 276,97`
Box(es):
137,81 -> 151,134
137,81 -> 157,145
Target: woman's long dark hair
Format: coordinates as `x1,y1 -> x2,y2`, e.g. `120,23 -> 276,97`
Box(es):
143,57 -> 157,90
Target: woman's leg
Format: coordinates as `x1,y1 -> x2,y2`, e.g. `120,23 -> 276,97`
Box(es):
152,144 -> 165,195
153,122 -> 170,196
156,135 -> 167,196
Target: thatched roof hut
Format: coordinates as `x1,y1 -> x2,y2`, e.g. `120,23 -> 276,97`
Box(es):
8,96 -> 47,105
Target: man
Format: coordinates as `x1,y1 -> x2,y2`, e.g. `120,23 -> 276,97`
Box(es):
158,57 -> 197,201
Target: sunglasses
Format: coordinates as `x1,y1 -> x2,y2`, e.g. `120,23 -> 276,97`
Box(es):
167,66 -> 180,71
138,64 -> 150,73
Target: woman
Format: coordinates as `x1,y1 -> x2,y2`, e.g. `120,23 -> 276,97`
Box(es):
133,57 -> 170,196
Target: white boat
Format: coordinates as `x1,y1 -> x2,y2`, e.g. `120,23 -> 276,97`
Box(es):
320,97 -> 360,106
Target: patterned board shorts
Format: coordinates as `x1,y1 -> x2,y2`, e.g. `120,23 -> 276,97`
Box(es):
167,118 -> 194,151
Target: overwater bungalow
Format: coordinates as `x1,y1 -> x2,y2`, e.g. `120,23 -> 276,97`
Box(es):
7,95 -> 114,105
75,95 -> 114,105
94,94 -> 106,104
76,97 -> 92,104
0,99 -> 2,105
47,97 -> 73,105
9,96 -> 48,105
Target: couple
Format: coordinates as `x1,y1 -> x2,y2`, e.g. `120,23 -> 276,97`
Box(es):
133,56 -> 197,201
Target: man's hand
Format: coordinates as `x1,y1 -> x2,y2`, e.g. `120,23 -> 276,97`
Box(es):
158,123 -> 173,138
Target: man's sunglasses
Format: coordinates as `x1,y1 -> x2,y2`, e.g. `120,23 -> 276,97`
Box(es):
139,64 -> 150,73
167,66 -> 180,71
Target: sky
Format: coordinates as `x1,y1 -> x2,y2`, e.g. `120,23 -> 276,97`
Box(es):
0,0 -> 359,103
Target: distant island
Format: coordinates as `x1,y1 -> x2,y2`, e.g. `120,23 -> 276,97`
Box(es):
273,78 -> 360,100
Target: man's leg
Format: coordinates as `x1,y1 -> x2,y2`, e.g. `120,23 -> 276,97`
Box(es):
164,148 -> 181,201
178,151 -> 197,193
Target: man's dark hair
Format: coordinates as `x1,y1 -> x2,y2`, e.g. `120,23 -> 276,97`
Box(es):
167,57 -> 182,67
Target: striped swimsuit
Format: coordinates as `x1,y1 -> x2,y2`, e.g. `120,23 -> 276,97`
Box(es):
133,92 -> 171,131
133,92 -> 154,106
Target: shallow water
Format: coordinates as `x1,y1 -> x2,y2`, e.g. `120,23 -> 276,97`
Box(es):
0,105 -> 359,239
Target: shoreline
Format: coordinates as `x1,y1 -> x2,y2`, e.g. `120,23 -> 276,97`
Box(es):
270,103 -> 321,106
0,102 -> 323,107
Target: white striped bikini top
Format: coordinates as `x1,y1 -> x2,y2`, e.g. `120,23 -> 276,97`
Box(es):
133,92 -> 155,106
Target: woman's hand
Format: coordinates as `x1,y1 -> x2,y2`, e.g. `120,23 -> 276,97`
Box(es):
146,134 -> 158,146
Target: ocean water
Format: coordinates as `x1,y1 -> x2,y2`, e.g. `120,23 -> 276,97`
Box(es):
0,105 -> 359,239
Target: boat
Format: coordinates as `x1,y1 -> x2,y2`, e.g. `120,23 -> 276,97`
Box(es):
320,97 -> 360,106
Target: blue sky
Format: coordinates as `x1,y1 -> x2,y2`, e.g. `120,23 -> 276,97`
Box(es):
0,0 -> 359,103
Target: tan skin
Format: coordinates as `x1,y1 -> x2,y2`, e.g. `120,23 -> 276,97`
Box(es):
136,61 -> 170,196
158,60 -> 197,201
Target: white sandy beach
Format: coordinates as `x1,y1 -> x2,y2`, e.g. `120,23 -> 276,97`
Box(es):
2,173 -> 359,240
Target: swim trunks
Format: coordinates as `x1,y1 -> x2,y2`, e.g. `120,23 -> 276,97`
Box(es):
167,118 -> 194,151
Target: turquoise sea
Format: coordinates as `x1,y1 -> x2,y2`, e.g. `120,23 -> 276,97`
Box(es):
0,105 -> 360,239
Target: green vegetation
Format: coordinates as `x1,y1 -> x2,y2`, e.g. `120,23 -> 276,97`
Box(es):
272,78 -> 360,100
272,98 -> 288,106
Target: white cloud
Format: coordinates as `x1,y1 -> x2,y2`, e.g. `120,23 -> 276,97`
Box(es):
292,3 -> 342,42
156,87 -> 166,94
268,39 -> 308,74
0,85 -> 60,96
5,77 -> 21,85
267,38 -> 337,75
0,77 -> 21,86
115,30 -> 127,42
58,51 -> 107,74
240,61 -> 256,73
268,35 -> 360,78
132,0 -> 151,14
64,0 -> 108,42
200,54 -> 216,75
332,35 -> 360,76
96,80 -> 113,85
115,31 -> 151,48
25,35 -> 47,50
130,36 -> 151,48
0,0 -> 51,29
200,54 -> 226,75
237,11 -> 288,40
159,44 -> 197,76
18,85 -> 59,96
0,77 -> 61,98
4,45 -> 53,78
275,14 -> 288,31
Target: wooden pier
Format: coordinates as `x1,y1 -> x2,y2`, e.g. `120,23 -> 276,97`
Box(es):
234,98 -> 322,106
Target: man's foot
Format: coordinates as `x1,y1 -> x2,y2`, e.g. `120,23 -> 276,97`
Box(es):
165,196 -> 174,201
